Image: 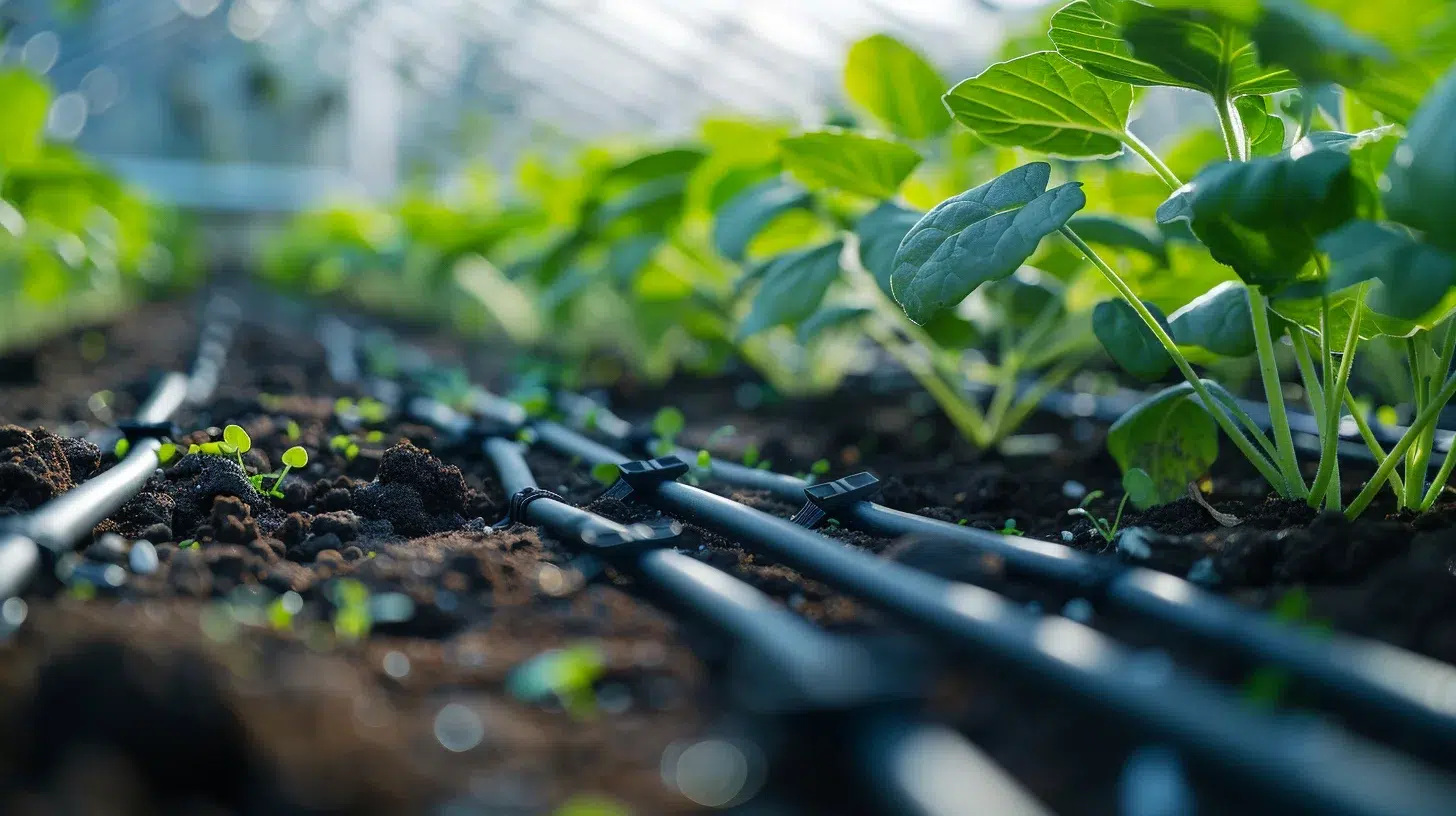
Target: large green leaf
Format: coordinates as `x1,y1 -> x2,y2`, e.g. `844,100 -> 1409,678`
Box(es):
1155,140 -> 1356,289
779,130 -> 922,199
855,202 -> 922,293
600,148 -> 707,191
1050,0 -> 1295,96
1384,65 -> 1456,254
890,162 -> 1086,324
1108,381 -> 1221,507
1250,2 -> 1388,87
1168,281 -> 1256,356
1321,220 -> 1456,321
797,306 -> 872,344
1270,279 -> 1456,344
942,52 -> 1134,159
738,240 -> 845,339
1094,298 -> 1175,380
0,70 -> 51,170
1351,43 -> 1456,125
843,34 -> 952,140
713,178 -> 813,262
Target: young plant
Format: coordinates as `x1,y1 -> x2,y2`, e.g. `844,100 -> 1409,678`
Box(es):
269,446 -> 309,498
649,406 -> 685,457
899,2 -> 1456,516
1067,487 -> 1133,544
224,424 -> 251,473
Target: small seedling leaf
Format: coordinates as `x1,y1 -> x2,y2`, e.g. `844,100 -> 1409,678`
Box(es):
1093,298 -> 1175,381
591,462 -> 621,486
1122,468 -> 1160,511
652,406 -> 686,442
891,163 -> 1085,324
223,425 -> 252,454
281,446 -> 309,469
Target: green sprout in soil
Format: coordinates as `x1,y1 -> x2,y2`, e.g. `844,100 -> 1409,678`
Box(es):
179,539 -> 198,550
1067,490 -> 1132,545
330,434 -> 361,461
114,438 -> 129,458
223,424 -> 251,472
330,578 -> 372,641
649,406 -> 686,457
285,420 -> 301,441
742,444 -> 759,468
998,519 -> 1022,536
507,644 -> 605,720
267,446 -> 309,497
591,462 -> 620,486
158,442 -> 178,465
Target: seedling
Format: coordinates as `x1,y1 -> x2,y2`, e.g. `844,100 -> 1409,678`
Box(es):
330,434 -> 360,461
591,462 -> 620,486
270,446 -> 308,497
223,424 -> 251,473
285,420 -> 301,441
742,444 -> 760,468
113,438 -> 129,458
157,443 -> 178,464
649,406 -> 685,457
179,539 -> 198,550
810,459 -> 830,476
1067,490 -> 1132,544
998,519 -> 1023,536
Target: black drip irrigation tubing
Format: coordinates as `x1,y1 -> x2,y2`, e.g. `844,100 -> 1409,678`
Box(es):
520,418 -> 1456,816
556,395 -> 1456,767
0,295 -> 239,601
406,396 -> 1052,816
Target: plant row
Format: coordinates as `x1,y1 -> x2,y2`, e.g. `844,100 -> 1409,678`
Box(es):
269,0 -> 1456,519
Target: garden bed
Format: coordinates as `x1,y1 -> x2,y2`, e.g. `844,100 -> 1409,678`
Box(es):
1,301 -> 1454,814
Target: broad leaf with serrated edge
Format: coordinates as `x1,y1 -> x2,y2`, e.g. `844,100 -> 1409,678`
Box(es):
779,130 -> 922,199
942,52 -> 1133,159
1169,281 -> 1256,356
844,34 -> 952,140
890,162 -> 1086,324
1109,381 -> 1221,507
714,178 -> 813,262
738,240 -> 844,339
1094,298 -> 1174,380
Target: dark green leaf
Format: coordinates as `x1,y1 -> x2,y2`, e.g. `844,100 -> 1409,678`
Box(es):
738,240 -> 845,339
797,306 -> 873,344
1168,281 -> 1256,356
942,52 -> 1133,159
1384,65 -> 1456,253
1067,214 -> 1167,263
1250,2 -> 1388,87
922,310 -> 982,349
714,178 -> 813,262
1094,298 -> 1175,380
604,235 -> 662,287
855,202 -> 922,294
1122,467 -> 1161,511
1321,220 -> 1456,321
984,268 -> 1066,328
1108,381 -> 1221,507
843,34 -> 952,139
593,174 -> 689,236
1155,142 -> 1356,289
779,130 -> 922,199
890,162 -> 1086,324
1050,0 -> 1295,96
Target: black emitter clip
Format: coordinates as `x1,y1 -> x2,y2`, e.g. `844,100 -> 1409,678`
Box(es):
790,472 -> 882,528
600,455 -> 690,502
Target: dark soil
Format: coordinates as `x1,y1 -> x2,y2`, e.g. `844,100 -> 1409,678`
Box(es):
2,299 -> 1454,814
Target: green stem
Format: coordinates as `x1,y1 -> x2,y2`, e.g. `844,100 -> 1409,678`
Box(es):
1062,227 -> 1287,492
989,356 -> 1087,447
1404,337 -> 1431,508
1343,388 -> 1404,499
1249,288 -> 1307,498
271,464 -> 293,496
1307,295 -> 1363,509
1120,131 -> 1184,190
1418,325 -> 1456,509
1215,94 -> 1249,162
1347,369 -> 1456,519
1291,332 -> 1326,428
1421,440 -> 1456,510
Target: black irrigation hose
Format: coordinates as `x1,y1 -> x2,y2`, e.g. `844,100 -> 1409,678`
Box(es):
529,419 -> 1456,816
560,394 -> 1456,764
0,297 -> 237,600
406,398 -> 1053,816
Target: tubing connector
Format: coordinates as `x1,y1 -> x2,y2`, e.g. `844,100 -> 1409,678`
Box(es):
791,472 -> 882,528
601,456 -> 690,502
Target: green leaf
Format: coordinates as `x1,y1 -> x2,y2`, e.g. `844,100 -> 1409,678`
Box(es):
0,70 -> 51,170
1321,220 -> 1456,321
779,130 -> 922,199
1168,281 -> 1256,356
1270,280 -> 1450,345
843,34 -> 952,139
1122,4 -> 1296,97
738,240 -> 845,339
652,406 -> 685,442
1094,298 -> 1175,380
890,162 -> 1086,324
1156,142 -> 1356,289
1351,44 -> 1456,125
591,462 -> 621,486
855,202 -> 922,294
1108,381 -> 1221,507
1384,65 -> 1456,254
223,425 -> 252,454
1250,2 -> 1388,87
922,310 -> 983,350
1122,467 -> 1161,511
604,235 -> 661,287
984,268 -> 1066,329
600,148 -> 706,190
797,306 -> 872,343
1050,0 -> 1294,97
281,446 -> 309,469
1066,214 -> 1167,263
942,52 -> 1134,159
714,178 -> 813,262
1237,96 -> 1286,157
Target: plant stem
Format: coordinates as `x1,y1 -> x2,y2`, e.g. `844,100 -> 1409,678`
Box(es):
1347,369 -> 1456,518
991,356 -> 1087,447
1291,332 -> 1326,428
1214,94 -> 1249,162
1120,131 -> 1184,190
1343,388 -> 1404,499
1249,288 -> 1308,499
1307,294 -> 1363,509
1404,337 -> 1431,508
1062,226 -> 1288,492
1421,440 -> 1456,510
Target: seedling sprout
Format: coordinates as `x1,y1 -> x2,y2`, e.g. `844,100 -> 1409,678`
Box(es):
223,424 -> 251,472
270,446 -> 309,497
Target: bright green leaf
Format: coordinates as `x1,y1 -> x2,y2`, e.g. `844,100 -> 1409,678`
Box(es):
223,424 -> 252,455
1168,281 -> 1257,356
1108,381 -> 1221,506
591,462 -> 620,486
1236,96 -> 1286,157
738,240 -> 845,339
942,52 -> 1134,159
1122,467 -> 1161,511
779,130 -> 922,199
0,70 -> 51,170
843,34 -> 952,139
714,178 -> 813,262
652,406 -> 686,442
891,162 -> 1086,324
281,446 -> 309,469
1094,298 -> 1175,380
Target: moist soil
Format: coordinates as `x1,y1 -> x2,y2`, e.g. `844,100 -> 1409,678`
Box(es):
0,298 -> 1452,814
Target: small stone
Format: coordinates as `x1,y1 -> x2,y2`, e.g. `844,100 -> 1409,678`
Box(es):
315,549 -> 344,566
138,523 -> 172,543
84,533 -> 129,565
1062,480 -> 1088,500
1061,530 -> 1075,543
128,540 -> 159,574
341,545 -> 365,561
